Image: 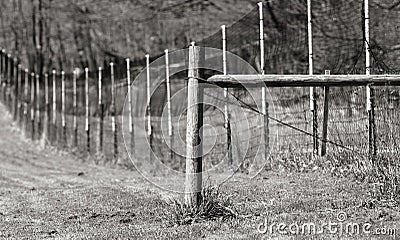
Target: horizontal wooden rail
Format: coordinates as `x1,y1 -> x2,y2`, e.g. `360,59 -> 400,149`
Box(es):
206,75 -> 400,88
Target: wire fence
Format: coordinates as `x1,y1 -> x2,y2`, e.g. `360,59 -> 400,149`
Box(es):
0,0 -> 399,172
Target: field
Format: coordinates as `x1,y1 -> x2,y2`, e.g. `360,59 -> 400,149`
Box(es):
1,103 -> 399,239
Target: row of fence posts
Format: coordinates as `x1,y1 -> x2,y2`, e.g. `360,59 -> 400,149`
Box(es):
184,0 -> 379,203
0,0 -> 378,170
218,0 -> 377,169
0,50 -> 138,163
307,0 -> 376,158
0,48 -> 176,166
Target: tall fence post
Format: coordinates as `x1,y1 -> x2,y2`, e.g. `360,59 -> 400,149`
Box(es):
23,69 -> 29,137
0,50 -> 3,95
1,50 -> 5,102
7,55 -> 12,112
97,67 -> 104,154
52,70 -> 57,145
13,58 -> 18,121
36,74 -> 41,140
41,73 -> 49,147
3,53 -> 8,105
146,55 -> 153,165
30,72 -> 35,140
221,25 -> 233,167
185,44 -> 204,207
320,70 -> 331,156
85,68 -> 90,154
16,64 -> 22,126
61,71 -> 67,147
308,0 -> 318,155
258,2 -> 270,169
126,59 -> 134,157
73,70 -> 78,148
110,63 -> 118,161
96,67 -> 103,154
0,51 -> 4,102
164,50 -> 174,165
364,0 -> 377,159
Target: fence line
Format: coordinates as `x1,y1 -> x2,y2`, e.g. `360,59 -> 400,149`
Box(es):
0,0 -> 398,173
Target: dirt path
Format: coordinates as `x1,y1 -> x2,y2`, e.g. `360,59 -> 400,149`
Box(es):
0,104 -> 171,239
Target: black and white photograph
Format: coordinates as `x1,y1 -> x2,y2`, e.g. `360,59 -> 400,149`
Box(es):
0,0 -> 399,239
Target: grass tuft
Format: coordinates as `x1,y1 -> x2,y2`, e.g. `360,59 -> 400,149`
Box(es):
167,184 -> 238,225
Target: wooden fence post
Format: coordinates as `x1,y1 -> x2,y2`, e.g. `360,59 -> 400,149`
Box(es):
61,71 -> 67,147
263,92 -> 270,168
73,70 -> 78,148
185,44 -> 204,207
0,51 -> 4,102
221,25 -> 233,167
146,55 -> 153,165
30,72 -> 35,140
42,73 -> 49,147
52,70 -> 57,144
23,69 -> 29,137
365,0 -> 377,159
164,50 -> 174,164
7,55 -> 12,112
367,87 -> 377,157
85,68 -> 90,154
51,69 -> 57,145
16,64 -> 22,126
0,50 -> 2,92
1,50 -> 5,102
307,0 -> 318,154
110,63 -> 118,161
96,67 -> 103,154
3,53 -> 9,104
36,74 -> 41,140
320,70 -> 330,156
126,59 -> 134,156
258,2 -> 270,168
13,58 -> 18,121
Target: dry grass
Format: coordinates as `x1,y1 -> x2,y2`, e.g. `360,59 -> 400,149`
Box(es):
167,183 -> 238,225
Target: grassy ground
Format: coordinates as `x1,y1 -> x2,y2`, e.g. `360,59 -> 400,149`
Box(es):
0,103 -> 399,239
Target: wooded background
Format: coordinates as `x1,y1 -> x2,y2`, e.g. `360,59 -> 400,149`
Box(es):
0,0 -> 262,73
0,0 -> 399,75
